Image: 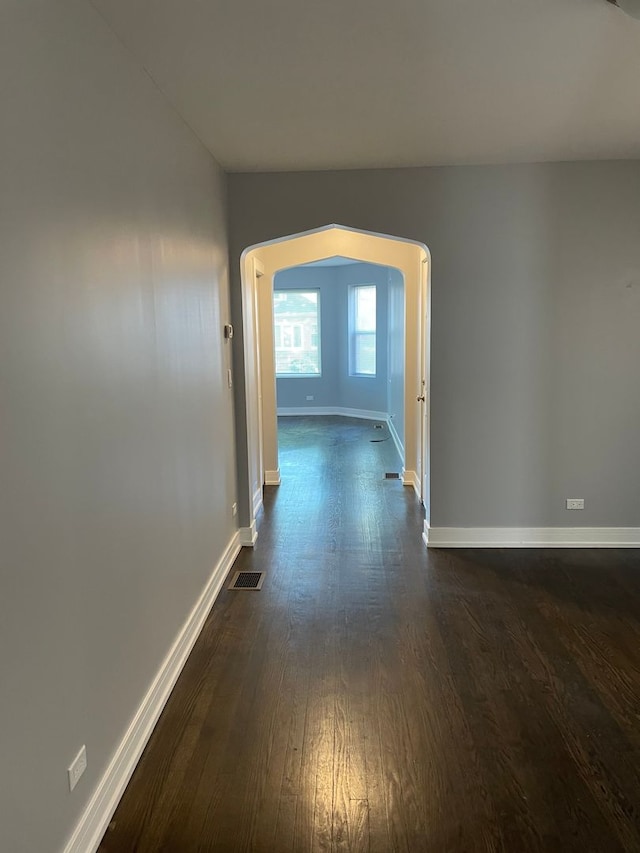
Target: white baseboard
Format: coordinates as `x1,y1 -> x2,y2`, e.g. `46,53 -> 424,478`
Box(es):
239,522 -> 258,546
401,468 -> 420,498
264,468 -> 281,485
424,525 -> 640,548
277,406 -> 388,422
62,532 -> 241,853
387,417 -> 404,464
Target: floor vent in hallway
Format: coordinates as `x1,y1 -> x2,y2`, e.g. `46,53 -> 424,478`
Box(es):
228,571 -> 265,590
385,472 -> 401,479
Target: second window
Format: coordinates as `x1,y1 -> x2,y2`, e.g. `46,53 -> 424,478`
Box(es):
349,284 -> 376,376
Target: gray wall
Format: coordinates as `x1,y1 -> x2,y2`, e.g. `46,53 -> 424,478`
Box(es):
229,162 -> 640,527
275,263 -> 390,413
0,3 -> 235,851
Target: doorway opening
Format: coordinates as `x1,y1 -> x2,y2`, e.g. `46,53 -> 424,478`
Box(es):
238,224 -> 430,545
273,256 -> 405,477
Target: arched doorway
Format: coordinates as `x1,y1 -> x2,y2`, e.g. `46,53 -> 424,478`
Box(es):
238,224 -> 430,545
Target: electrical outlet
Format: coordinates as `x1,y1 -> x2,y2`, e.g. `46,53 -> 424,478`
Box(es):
232,502 -> 237,517
306,395 -> 314,401
566,498 -> 584,510
68,745 -> 87,792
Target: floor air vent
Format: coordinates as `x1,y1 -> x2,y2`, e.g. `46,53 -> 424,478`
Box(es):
385,472 -> 401,479
228,571 -> 265,590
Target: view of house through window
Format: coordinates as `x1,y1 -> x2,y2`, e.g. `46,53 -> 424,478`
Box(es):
273,290 -> 321,376
350,284 -> 376,375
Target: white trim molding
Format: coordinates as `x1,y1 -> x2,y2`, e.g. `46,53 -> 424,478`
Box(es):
264,468 -> 281,485
423,525 -> 640,548
387,417 -> 404,464
239,522 -> 258,546
252,486 -> 263,518
402,468 -> 420,498
62,532 -> 241,853
277,406 -> 388,421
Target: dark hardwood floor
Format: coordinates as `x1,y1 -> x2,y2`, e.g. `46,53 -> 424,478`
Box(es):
99,416 -> 640,852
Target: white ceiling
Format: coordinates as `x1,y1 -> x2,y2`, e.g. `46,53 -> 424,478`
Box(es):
92,0 -> 640,172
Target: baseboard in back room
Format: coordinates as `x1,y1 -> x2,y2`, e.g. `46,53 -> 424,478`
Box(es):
387,417 -> 404,464
277,406 -> 389,421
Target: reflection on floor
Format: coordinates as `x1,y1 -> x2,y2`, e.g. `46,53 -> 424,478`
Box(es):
100,417 -> 640,853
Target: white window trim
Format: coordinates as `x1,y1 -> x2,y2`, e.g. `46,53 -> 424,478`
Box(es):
273,289 -> 322,378
349,284 -> 377,377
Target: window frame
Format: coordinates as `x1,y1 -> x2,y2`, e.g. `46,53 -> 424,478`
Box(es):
349,283 -> 377,377
273,288 -> 322,378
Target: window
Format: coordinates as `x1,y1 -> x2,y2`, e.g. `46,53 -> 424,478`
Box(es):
350,284 -> 376,376
273,290 -> 321,376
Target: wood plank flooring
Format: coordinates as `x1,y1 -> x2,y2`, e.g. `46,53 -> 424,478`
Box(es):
99,416 -> 640,852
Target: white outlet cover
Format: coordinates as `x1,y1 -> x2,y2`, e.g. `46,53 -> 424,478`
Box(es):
566,498 -> 585,510
68,745 -> 87,792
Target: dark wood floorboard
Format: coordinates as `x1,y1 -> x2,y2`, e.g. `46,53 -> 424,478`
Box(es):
99,416 -> 640,852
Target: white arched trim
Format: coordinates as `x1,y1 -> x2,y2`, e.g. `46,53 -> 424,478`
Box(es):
239,224 -> 431,543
